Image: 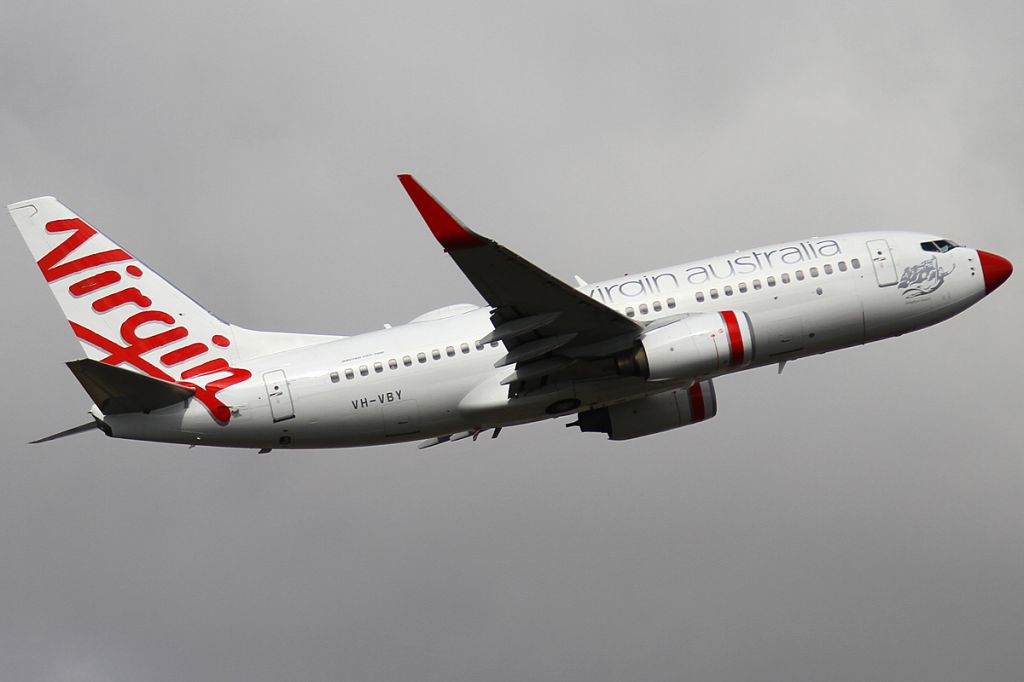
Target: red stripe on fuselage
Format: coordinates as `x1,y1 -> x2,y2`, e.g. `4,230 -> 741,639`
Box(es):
720,311 -> 744,367
687,383 -> 706,422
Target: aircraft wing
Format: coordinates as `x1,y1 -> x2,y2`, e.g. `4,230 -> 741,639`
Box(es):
398,175 -> 643,388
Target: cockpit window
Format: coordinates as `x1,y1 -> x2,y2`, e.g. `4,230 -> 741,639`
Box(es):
921,239 -> 960,253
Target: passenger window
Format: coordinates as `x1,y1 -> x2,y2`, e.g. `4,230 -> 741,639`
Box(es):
752,279 -> 762,290
403,355 -> 412,367
652,301 -> 662,312
431,349 -> 441,360
809,267 -> 819,277
344,368 -> 354,380
666,298 -> 676,309
724,285 -> 733,296
823,264 -> 833,275
838,261 -> 848,272
359,365 -> 368,376
625,307 -> 635,318
738,282 -> 748,293
330,371 -> 340,383
475,341 -> 484,351
781,273 -> 791,284
446,346 -> 455,357
374,362 -> 383,373
710,289 -> 719,299
388,359 -> 398,370
417,352 -> 427,363
851,258 -> 861,269
795,270 -> 805,281
491,341 -> 499,347
767,276 -> 776,287
695,291 -> 705,303
461,343 -> 470,354
638,303 -> 649,315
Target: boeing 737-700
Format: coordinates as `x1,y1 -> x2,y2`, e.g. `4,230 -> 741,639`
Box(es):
9,176 -> 1012,450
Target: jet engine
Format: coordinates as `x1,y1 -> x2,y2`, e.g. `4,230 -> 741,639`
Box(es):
616,311 -> 754,381
570,380 -> 717,440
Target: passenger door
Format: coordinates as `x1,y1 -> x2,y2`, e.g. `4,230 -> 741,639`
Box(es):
263,370 -> 295,422
866,239 -> 899,287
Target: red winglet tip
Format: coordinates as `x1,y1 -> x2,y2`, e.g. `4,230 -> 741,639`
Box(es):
397,175 -> 486,251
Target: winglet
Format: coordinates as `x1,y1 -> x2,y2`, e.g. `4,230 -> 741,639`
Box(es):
397,175 -> 489,251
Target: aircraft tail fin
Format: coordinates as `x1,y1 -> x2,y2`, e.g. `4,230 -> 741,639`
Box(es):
8,196 -> 240,364
9,196 -> 344,423
9,197 -> 278,422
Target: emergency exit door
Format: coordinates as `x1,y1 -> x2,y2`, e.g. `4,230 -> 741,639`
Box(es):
865,239 -> 899,287
263,370 -> 295,422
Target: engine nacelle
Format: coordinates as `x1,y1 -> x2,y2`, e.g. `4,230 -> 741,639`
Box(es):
572,381 -> 717,440
617,311 -> 754,381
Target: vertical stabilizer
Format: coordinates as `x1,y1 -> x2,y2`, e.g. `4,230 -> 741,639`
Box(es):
8,197 -> 251,422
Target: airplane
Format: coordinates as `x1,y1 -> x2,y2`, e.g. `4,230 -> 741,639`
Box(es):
8,175 -> 1013,451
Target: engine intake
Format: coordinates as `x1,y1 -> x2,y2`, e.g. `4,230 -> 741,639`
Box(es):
617,311 -> 754,381
572,380 -> 717,440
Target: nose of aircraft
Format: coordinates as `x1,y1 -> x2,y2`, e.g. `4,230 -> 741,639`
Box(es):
977,250 -> 1013,294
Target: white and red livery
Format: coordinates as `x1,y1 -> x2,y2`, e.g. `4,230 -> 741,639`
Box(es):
9,176 -> 1013,449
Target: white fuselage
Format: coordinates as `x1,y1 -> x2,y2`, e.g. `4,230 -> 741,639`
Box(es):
99,231 -> 987,449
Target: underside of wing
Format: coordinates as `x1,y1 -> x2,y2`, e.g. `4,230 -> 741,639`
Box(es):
398,175 -> 643,393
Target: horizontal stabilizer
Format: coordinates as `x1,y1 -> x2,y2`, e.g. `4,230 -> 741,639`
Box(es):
66,359 -> 195,414
29,421 -> 100,444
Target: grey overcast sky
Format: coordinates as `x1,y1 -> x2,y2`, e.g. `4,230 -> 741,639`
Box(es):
2,1 -> 1022,680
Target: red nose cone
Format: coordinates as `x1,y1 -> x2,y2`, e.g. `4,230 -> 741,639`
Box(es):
978,250 -> 1013,294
